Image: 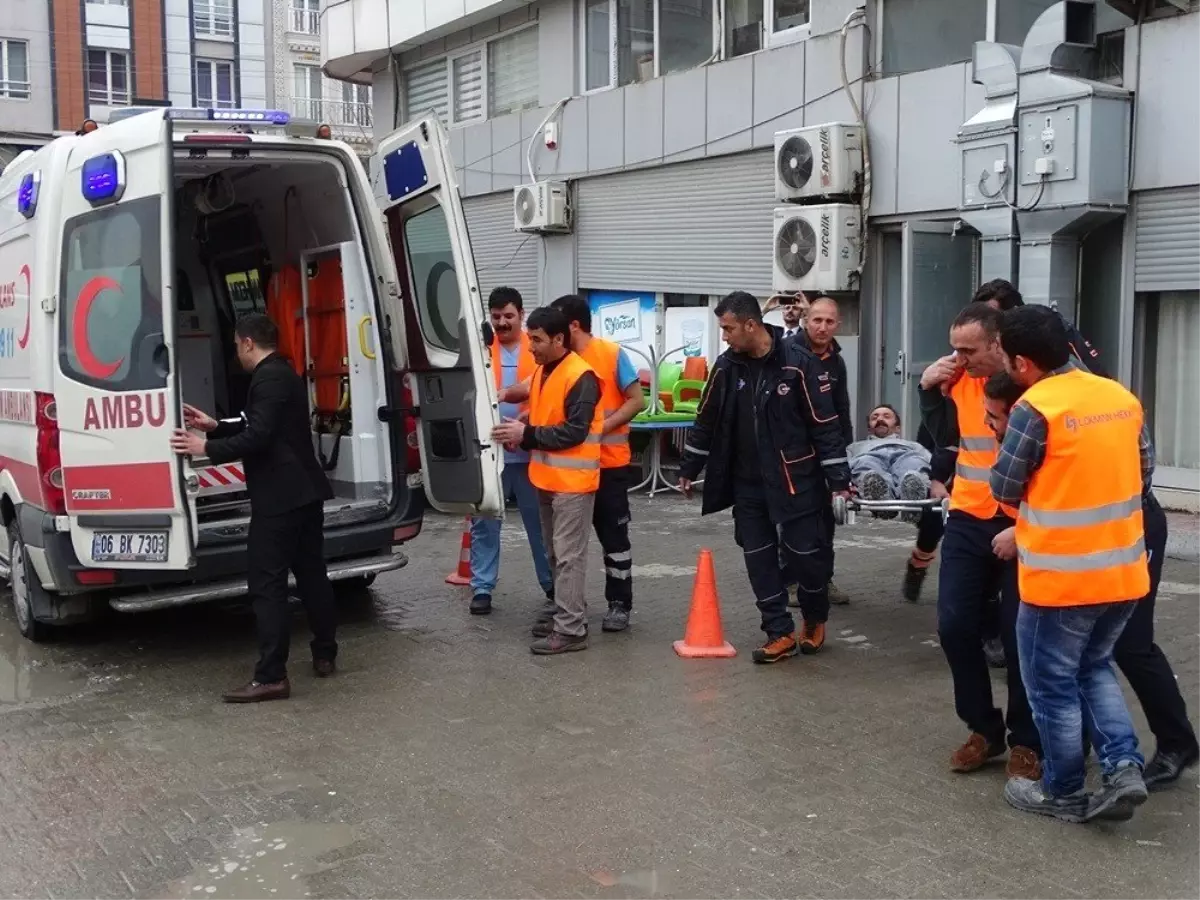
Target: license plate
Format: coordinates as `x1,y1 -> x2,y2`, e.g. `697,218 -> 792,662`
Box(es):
91,531 -> 169,563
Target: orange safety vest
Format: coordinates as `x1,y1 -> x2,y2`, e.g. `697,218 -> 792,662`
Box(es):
1015,368 -> 1149,607
490,331 -> 537,404
948,374 -> 1019,520
527,352 -> 603,494
576,337 -> 631,469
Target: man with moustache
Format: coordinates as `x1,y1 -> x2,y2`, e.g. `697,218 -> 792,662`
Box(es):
918,302 -> 1041,781
468,287 -> 554,617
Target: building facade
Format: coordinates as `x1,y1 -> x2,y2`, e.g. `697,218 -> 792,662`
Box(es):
0,0 -> 373,163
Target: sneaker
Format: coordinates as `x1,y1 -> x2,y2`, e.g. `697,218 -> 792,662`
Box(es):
601,606 -> 630,632
469,593 -> 492,616
799,621 -> 826,654
983,636 -> 1007,669
1006,746 -> 1042,780
1086,765 -> 1149,822
827,581 -> 850,605
950,732 -> 1006,772
899,472 -> 930,524
530,631 -> 588,655
751,633 -> 798,664
1144,745 -> 1200,791
857,472 -> 895,517
901,558 -> 929,603
1004,777 -> 1088,823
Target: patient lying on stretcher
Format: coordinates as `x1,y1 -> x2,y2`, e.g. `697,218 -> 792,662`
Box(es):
849,405 -> 931,522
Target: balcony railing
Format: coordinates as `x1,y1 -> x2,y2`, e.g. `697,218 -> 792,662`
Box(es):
0,79 -> 31,100
290,99 -> 373,131
289,6 -> 320,35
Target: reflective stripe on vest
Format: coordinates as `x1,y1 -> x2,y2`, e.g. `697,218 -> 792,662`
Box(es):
527,352 -> 604,494
577,337 -> 631,469
1015,368 -> 1149,606
947,375 -> 1016,520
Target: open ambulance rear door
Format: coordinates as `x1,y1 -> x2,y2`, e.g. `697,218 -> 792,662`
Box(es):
372,117 -> 503,517
53,110 -> 197,571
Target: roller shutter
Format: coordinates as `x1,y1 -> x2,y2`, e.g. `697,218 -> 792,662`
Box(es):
464,192 -> 540,306
577,150 -> 775,296
1134,186 -> 1200,292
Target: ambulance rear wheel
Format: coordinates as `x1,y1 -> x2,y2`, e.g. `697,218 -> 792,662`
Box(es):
7,522 -> 53,642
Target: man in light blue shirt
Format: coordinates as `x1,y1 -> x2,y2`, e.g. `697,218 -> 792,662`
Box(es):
469,288 -> 553,615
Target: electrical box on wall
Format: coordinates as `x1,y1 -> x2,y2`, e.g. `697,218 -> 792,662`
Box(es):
1016,95 -> 1131,209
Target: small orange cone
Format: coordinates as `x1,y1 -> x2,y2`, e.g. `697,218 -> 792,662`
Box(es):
673,548 -> 736,658
445,517 -> 472,585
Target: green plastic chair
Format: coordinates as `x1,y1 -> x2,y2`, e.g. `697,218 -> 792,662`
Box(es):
671,379 -> 705,415
657,362 -> 682,395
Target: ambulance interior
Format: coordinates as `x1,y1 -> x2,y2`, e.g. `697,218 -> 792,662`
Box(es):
170,154 -> 396,525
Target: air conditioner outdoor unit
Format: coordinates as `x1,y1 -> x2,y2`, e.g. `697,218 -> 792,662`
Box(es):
513,181 -> 571,233
774,123 -> 863,201
772,204 -> 860,293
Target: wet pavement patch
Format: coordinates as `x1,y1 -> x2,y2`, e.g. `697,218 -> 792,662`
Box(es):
164,820 -> 358,899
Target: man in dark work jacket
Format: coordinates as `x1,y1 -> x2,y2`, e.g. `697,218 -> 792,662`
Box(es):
171,313 -> 337,703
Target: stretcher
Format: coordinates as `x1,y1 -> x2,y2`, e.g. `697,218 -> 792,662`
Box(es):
832,495 -> 950,526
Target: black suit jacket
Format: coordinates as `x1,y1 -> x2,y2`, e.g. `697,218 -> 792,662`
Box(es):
206,354 -> 333,514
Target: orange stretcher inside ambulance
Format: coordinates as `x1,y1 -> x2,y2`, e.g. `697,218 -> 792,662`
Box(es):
0,108 -> 503,641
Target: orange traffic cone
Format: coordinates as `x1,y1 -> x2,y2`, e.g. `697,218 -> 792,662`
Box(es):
673,549 -> 736,658
445,517 -> 472,585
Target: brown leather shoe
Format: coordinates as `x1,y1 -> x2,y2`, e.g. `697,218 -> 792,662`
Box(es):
313,658 -> 336,678
1006,745 -> 1042,780
950,732 -> 1006,772
222,680 -> 291,703
799,621 -> 826,654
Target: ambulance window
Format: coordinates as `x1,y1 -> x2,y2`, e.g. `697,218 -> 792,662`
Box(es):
58,196 -> 166,391
403,205 -> 461,354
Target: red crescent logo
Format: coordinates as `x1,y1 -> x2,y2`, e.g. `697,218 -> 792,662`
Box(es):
73,276 -> 126,379
17,264 -> 30,350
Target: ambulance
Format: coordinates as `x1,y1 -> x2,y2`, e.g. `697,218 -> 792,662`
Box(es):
0,107 -> 504,641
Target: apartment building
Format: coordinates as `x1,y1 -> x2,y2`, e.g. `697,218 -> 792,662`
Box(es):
0,0 -> 372,167
322,0 -> 1200,508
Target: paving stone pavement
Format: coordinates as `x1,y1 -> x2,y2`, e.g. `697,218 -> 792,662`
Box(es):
0,497 -> 1196,899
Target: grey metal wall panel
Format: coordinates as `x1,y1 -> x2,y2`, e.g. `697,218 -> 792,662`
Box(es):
1134,187 -> 1200,292
465,192 -> 540,306
576,150 -> 774,296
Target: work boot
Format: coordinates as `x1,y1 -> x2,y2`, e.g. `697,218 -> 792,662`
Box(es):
222,679 -> 291,703
1003,778 -> 1088,823
469,593 -> 493,616
799,621 -> 826,654
983,636 -> 1007,669
1087,765 -> 1149,822
950,733 -> 1006,772
827,581 -> 850,605
751,633 -> 798,664
857,472 -> 895,518
530,631 -> 588,655
312,659 -> 336,678
601,605 -> 630,632
899,472 -> 929,524
1144,744 -> 1200,791
1005,746 -> 1042,780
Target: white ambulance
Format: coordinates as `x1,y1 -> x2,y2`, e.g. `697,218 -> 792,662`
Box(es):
0,107 -> 504,641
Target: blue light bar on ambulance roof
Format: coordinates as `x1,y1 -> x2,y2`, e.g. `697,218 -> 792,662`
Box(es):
106,106 -> 290,126
17,170 -> 40,218
81,152 -> 126,206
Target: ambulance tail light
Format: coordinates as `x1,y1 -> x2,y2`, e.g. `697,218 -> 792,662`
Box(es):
403,380 -> 421,475
75,569 -> 117,586
34,392 -> 66,515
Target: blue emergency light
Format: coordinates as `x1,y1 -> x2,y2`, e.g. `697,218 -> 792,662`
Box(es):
107,107 -> 291,126
81,152 -> 126,205
17,170 -> 40,218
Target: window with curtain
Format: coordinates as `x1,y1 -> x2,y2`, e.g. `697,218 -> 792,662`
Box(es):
293,64 -> 323,120
87,48 -> 130,105
403,58 -> 449,123
451,50 -> 484,123
195,59 -> 235,109
1138,291 -> 1200,473
488,27 -> 539,117
0,39 -> 29,100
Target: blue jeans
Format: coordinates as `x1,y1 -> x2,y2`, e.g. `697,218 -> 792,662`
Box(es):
470,463 -> 553,596
1017,600 -> 1143,796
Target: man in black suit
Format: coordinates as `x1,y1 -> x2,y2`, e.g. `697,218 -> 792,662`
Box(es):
170,313 -> 337,703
